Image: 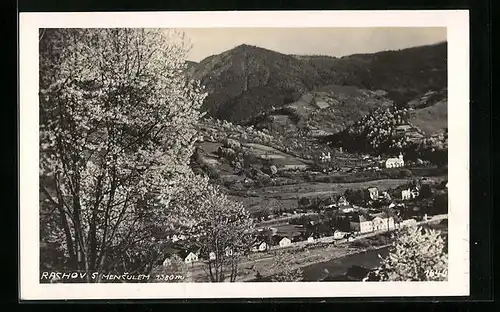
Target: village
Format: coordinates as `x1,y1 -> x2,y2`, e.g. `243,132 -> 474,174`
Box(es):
36,28 -> 453,288
157,149 -> 448,279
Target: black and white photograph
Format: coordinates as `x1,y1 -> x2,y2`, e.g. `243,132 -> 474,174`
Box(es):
20,11 -> 470,299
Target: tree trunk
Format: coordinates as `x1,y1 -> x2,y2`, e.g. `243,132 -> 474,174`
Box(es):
57,205 -> 77,267
51,184 -> 77,268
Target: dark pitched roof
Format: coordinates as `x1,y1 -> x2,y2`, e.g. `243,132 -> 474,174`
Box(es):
165,242 -> 201,259
177,249 -> 191,259
370,211 -> 389,219
300,93 -> 314,104
357,214 -> 373,223
272,235 -> 283,245
253,241 -> 266,247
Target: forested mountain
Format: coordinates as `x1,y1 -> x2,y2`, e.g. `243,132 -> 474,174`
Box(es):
187,42 -> 447,123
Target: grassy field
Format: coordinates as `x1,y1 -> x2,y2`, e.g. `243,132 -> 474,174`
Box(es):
275,224 -> 306,236
243,142 -> 310,165
410,99 -> 448,135
197,129 -> 446,218
251,179 -> 411,200
227,175 -> 437,214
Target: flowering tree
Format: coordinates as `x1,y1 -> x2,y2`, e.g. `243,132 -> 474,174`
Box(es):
149,254 -> 192,283
372,226 -> 448,281
168,174 -> 255,282
269,250 -> 303,282
39,28 -> 207,280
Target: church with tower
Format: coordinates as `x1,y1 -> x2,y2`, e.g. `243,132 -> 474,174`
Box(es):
385,152 -> 405,168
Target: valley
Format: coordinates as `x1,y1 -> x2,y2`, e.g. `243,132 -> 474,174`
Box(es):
176,40 -> 449,282
38,28 -> 451,286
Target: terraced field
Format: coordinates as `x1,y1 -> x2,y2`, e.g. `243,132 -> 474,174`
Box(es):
242,142 -> 311,165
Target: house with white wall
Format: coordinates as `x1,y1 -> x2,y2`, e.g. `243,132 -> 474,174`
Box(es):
411,187 -> 420,198
224,247 -> 234,257
399,218 -> 417,227
337,196 -> 349,206
279,237 -> 292,248
162,258 -> 172,266
251,241 -> 268,252
164,249 -> 199,266
320,152 -> 332,162
350,214 -> 395,233
401,188 -> 411,200
385,153 -> 405,168
380,191 -> 391,200
366,187 -> 379,200
333,230 -> 346,239
183,252 -> 198,264
350,215 -> 374,233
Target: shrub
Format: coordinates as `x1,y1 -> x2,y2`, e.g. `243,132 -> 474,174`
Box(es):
202,164 -> 220,180
243,153 -> 258,169
230,182 -> 247,192
352,240 -> 371,248
224,138 -> 241,150
399,169 -> 413,178
298,197 -> 311,207
270,165 -> 278,176
304,174 -> 314,182
373,226 -> 448,281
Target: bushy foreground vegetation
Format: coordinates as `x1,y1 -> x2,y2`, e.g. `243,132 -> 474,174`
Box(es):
39,29 -> 254,282
371,226 -> 448,281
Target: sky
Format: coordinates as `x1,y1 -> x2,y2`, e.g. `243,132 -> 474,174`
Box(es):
180,27 -> 446,62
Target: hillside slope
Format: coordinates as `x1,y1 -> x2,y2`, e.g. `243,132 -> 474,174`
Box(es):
409,89 -> 448,135
188,44 -> 326,122
245,86 -> 394,135
188,42 -> 447,124
321,93 -> 448,165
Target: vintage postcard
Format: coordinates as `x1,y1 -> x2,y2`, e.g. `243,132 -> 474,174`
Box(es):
19,10 -> 469,300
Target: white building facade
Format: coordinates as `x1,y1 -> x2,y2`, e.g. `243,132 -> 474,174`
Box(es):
385,153 -> 405,168
184,252 -> 198,264
279,237 -> 292,247
401,189 -> 411,200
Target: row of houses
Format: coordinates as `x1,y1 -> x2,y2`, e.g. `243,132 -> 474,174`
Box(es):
349,211 -> 420,234
162,186 -> 430,266
365,187 -> 393,201
163,213 -> 419,266
162,236 -> 296,266
251,236 -> 293,252
162,245 -> 237,266
367,185 -> 421,202
300,182 -> 427,216
351,152 -> 405,169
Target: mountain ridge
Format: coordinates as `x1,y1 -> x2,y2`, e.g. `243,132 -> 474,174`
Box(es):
188,41 -> 447,125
